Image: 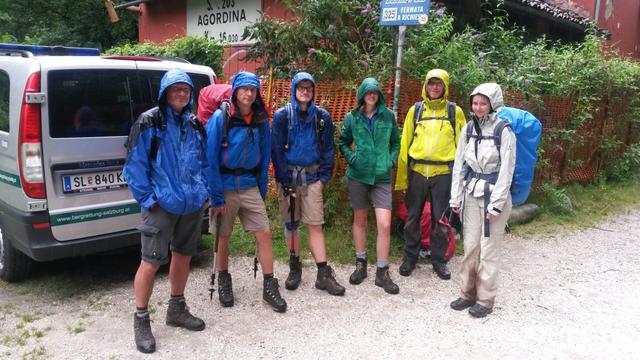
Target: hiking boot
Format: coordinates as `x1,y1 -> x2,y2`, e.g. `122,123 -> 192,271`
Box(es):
349,260 -> 367,285
398,260 -> 416,277
133,313 -> 156,354
433,262 -> 451,280
469,303 -> 493,318
375,266 -> 399,295
218,271 -> 234,307
285,256 -> 302,290
315,265 -> 346,296
166,298 -> 205,331
450,297 -> 476,311
263,277 -> 287,313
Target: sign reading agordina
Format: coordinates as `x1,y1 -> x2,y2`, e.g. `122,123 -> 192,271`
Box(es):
186,0 -> 261,45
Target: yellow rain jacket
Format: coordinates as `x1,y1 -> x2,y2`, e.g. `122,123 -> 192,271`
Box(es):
395,69 -> 467,190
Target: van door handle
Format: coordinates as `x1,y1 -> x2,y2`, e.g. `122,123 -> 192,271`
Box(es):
1,140 -> 7,149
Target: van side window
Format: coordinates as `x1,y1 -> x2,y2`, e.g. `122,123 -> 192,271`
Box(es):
0,71 -> 9,133
145,71 -> 210,118
48,70 -> 137,138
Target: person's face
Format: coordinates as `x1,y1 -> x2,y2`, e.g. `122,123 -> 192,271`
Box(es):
295,80 -> 314,105
471,94 -> 492,118
166,83 -> 191,112
426,78 -> 445,100
363,91 -> 379,107
236,86 -> 257,108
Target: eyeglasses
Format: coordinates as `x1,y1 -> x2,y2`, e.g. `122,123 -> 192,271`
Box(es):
170,86 -> 191,94
296,85 -> 314,93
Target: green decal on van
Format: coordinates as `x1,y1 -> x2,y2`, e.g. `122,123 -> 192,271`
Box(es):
50,203 -> 141,226
0,169 -> 21,188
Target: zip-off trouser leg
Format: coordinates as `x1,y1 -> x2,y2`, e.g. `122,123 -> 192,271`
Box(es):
403,171 -> 451,265
458,194 -> 511,308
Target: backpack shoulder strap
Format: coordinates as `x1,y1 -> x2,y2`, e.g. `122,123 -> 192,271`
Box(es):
220,101 -> 231,148
448,101 -> 456,139
315,107 -> 326,152
285,103 -> 293,150
492,120 -> 511,163
413,101 -> 424,126
149,109 -> 165,162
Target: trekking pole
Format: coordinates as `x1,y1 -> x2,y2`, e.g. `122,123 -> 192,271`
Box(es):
209,213 -> 221,301
253,244 -> 259,279
288,189 -> 296,258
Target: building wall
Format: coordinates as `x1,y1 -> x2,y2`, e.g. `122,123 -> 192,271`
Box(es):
573,0 -> 640,57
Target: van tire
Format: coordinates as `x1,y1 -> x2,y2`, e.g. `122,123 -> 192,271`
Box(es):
0,224 -> 32,282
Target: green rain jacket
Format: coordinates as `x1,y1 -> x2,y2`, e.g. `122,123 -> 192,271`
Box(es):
339,78 -> 400,185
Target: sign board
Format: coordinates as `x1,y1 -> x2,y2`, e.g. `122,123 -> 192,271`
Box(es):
186,0 -> 261,45
379,0 -> 430,26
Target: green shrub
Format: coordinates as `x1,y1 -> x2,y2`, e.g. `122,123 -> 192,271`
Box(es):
105,36 -> 224,75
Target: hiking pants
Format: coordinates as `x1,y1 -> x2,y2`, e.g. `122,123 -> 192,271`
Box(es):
403,171 -> 451,265
459,193 -> 512,309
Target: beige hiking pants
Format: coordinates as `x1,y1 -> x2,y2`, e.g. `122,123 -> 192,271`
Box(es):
458,194 -> 512,308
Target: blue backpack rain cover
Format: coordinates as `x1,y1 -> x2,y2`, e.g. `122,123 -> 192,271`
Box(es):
497,107 -> 542,206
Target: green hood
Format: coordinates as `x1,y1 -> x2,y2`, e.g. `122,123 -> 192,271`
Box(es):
356,78 -> 387,112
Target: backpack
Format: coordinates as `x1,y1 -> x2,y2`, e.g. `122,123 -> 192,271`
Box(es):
284,103 -> 326,152
197,84 -> 233,125
465,107 -> 542,205
218,100 -> 265,176
148,113 -> 206,162
408,101 -> 457,166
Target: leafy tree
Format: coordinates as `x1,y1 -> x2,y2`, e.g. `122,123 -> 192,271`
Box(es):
0,0 -> 137,50
242,0 -> 395,79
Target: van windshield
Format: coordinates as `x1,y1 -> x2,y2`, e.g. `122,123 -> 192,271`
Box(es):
47,69 -> 210,138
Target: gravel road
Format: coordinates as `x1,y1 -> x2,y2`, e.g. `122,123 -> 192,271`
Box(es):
1,209 -> 639,359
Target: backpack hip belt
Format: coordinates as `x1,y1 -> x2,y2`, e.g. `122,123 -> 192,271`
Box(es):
220,166 -> 259,176
287,163 -> 319,188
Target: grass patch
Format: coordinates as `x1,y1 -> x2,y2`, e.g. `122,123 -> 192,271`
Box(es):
67,322 -> 86,335
22,345 -> 48,360
512,180 -> 640,237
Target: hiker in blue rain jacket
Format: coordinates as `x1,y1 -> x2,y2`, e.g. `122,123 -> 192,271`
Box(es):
271,72 -> 345,296
124,68 -> 208,354
205,71 -> 287,313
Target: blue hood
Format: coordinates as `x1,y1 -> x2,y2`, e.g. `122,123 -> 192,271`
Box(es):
290,72 -> 316,115
158,68 -> 194,111
231,71 -> 268,116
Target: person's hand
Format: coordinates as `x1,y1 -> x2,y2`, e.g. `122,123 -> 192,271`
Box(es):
452,207 -> 461,214
486,212 -> 495,220
148,203 -> 159,210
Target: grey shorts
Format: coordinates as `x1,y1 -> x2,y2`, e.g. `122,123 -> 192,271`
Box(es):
138,205 -> 204,266
347,178 -> 392,210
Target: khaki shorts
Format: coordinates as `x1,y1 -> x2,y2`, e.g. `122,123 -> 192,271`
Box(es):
277,180 -> 324,225
209,187 -> 270,236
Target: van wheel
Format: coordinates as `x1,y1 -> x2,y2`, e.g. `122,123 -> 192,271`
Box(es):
0,224 -> 32,282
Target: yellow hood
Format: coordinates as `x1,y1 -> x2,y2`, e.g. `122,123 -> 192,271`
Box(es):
421,69 -> 450,104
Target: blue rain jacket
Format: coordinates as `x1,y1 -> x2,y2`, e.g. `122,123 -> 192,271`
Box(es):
205,72 -> 271,207
271,72 -> 334,186
124,69 -> 209,214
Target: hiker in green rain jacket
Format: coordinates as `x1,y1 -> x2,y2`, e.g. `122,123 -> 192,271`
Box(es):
339,77 -> 401,294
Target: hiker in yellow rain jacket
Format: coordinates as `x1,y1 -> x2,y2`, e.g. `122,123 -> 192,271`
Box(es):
395,69 -> 467,280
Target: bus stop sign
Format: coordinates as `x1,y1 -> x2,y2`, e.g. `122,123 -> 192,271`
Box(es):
379,0 -> 430,26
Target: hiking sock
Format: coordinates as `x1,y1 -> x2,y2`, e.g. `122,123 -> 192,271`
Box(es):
135,306 -> 149,318
219,270 -> 229,275
356,252 -> 366,261
376,259 -> 389,268
170,294 -> 185,302
263,273 -> 274,280
316,261 -> 327,269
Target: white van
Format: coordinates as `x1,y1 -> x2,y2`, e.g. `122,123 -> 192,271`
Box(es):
0,44 -> 215,281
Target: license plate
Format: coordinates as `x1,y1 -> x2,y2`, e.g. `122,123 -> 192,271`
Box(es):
62,170 -> 126,193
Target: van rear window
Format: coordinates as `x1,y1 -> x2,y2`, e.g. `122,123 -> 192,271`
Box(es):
47,70 -> 210,138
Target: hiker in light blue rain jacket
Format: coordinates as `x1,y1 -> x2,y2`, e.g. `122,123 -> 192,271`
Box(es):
205,71 -> 287,313
124,68 -> 209,354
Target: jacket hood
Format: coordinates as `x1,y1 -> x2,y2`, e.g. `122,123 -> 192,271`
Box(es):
158,68 -> 194,111
356,77 -> 387,112
421,68 -> 450,102
290,72 -> 316,114
470,83 -> 504,113
231,71 -> 269,117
